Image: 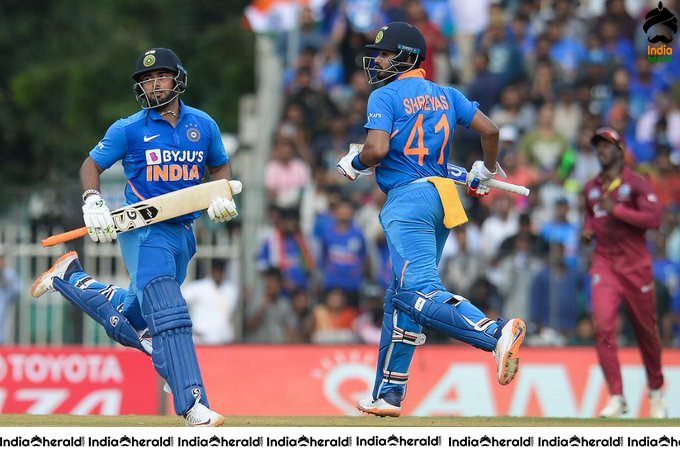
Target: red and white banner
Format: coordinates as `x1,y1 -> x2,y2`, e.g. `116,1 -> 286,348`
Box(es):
190,345 -> 680,418
0,347 -> 158,415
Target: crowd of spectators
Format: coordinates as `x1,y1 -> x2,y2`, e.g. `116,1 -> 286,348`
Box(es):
249,0 -> 680,348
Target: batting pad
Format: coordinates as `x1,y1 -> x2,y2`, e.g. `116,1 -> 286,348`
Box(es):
392,290 -> 499,351
142,276 -> 208,415
372,285 -> 426,401
53,277 -> 149,355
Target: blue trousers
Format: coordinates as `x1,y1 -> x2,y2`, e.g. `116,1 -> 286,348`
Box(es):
68,222 -> 196,330
372,181 -> 501,400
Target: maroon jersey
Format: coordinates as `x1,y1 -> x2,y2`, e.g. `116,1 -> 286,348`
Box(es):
583,167 -> 662,272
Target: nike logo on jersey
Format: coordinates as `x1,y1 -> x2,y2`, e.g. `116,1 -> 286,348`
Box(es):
641,283 -> 654,293
143,134 -> 161,142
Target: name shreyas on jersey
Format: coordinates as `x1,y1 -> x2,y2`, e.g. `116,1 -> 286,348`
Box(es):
145,149 -> 205,182
403,94 -> 449,115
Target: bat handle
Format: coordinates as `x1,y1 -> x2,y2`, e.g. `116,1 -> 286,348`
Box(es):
485,179 -> 531,196
41,227 -> 89,247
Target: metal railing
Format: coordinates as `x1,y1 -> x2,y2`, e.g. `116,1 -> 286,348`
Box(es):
1,222 -> 239,347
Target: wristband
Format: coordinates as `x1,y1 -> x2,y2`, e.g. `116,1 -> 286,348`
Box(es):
82,189 -> 101,203
351,154 -> 369,171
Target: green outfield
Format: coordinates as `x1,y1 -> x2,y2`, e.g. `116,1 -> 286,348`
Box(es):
0,415 -> 679,427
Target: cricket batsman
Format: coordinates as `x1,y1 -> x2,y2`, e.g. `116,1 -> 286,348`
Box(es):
583,127 -> 667,418
337,22 -> 526,417
31,48 -> 241,426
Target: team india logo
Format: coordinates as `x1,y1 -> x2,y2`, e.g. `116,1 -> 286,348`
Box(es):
186,127 -> 201,142
644,2 -> 677,62
375,29 -> 384,43
143,53 -> 156,67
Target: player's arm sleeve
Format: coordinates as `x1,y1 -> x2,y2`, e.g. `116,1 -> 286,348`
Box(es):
88,120 -> 127,169
206,119 -> 229,167
364,89 -> 395,133
448,87 -> 479,127
611,178 -> 662,229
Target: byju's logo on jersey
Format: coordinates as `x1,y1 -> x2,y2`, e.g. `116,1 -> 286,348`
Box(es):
146,149 -> 162,165
145,148 -> 205,182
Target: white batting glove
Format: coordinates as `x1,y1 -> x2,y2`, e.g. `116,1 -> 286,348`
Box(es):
337,143 -> 373,181
207,180 -> 242,223
469,160 -> 507,183
82,194 -> 117,243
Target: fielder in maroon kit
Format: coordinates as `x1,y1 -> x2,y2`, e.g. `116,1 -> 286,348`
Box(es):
582,127 -> 667,418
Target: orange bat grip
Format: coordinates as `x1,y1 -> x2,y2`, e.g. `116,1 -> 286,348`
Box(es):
41,227 -> 89,247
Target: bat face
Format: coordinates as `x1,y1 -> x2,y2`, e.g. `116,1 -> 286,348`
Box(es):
111,205 -> 159,231
40,179 -> 233,247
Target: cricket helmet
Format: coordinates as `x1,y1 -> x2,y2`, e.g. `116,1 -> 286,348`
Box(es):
363,22 -> 427,84
132,48 -> 188,109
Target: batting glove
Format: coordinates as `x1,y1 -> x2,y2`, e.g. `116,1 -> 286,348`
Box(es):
337,143 -> 373,181
469,160 -> 507,183
207,180 -> 242,223
467,177 -> 490,198
82,194 -> 117,243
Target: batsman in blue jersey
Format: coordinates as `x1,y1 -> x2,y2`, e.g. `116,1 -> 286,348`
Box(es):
31,48 -> 240,426
337,23 -> 527,417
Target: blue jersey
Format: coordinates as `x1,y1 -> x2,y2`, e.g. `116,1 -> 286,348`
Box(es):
89,100 -> 229,223
318,221 -> 367,291
364,69 -> 478,193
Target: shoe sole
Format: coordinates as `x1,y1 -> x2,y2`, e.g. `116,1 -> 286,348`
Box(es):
498,319 -> 526,386
356,404 -> 401,418
185,415 -> 226,427
31,251 -> 78,298
599,404 -> 628,418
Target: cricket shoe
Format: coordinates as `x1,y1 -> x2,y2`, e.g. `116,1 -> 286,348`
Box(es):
493,318 -> 526,385
649,389 -> 668,418
599,395 -> 628,418
184,399 -> 225,427
31,251 -> 82,298
357,391 -> 401,417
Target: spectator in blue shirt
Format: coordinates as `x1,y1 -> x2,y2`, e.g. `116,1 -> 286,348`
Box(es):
257,208 -> 315,292
467,52 -> 503,112
317,199 -> 368,305
548,19 -> 588,81
530,244 -> 586,337
541,197 -> 579,265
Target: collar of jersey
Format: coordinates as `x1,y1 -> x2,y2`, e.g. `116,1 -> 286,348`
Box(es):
595,166 -> 630,185
397,68 -> 426,80
148,99 -> 186,122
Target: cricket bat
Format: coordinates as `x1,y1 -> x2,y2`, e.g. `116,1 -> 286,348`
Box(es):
41,179 -> 234,247
446,163 -> 530,196
345,143 -> 529,196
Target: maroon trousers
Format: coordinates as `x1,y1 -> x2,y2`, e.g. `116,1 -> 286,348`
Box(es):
590,261 -> 664,395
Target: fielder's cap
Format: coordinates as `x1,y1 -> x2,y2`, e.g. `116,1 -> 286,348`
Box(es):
591,127 -> 623,150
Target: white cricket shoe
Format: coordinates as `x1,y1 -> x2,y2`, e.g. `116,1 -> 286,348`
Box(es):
31,251 -> 80,298
184,401 -> 225,427
357,396 -> 401,417
599,395 -> 628,417
493,318 -> 526,385
649,389 -> 668,418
